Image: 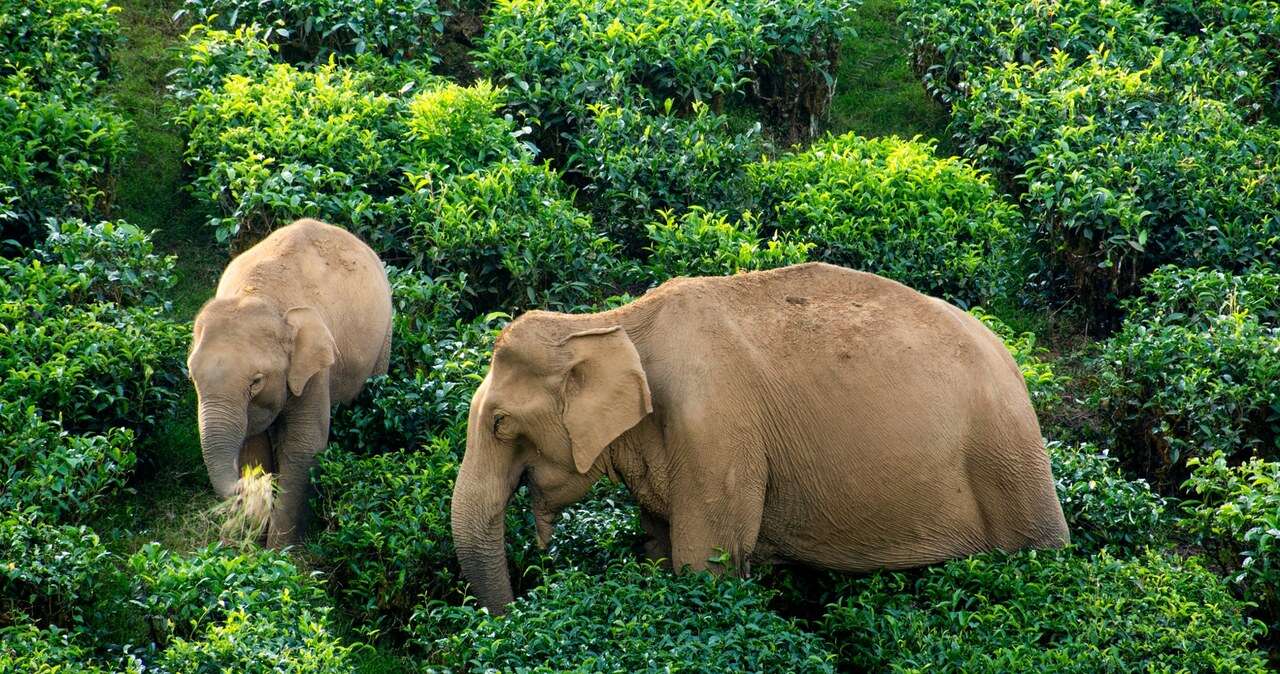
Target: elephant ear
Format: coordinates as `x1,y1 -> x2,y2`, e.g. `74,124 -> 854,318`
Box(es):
284,307 -> 338,396
559,326 -> 652,474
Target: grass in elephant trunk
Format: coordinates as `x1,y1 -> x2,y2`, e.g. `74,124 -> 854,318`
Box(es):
206,466 -> 275,549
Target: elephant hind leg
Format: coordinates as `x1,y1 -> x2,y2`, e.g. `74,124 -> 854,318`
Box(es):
966,435 -> 1069,552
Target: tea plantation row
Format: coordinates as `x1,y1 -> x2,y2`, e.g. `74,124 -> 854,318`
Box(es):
2,0 -> 1279,671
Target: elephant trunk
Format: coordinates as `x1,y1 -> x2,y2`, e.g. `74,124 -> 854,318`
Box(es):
198,396 -> 247,499
451,458 -> 516,614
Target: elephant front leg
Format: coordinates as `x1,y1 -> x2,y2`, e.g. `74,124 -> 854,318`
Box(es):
238,432 -> 275,475
267,376 -> 331,549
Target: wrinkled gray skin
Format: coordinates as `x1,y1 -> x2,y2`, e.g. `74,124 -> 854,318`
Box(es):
452,263 -> 1068,612
189,219 -> 392,547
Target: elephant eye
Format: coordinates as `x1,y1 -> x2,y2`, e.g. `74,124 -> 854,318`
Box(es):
249,373 -> 265,393
492,413 -> 507,436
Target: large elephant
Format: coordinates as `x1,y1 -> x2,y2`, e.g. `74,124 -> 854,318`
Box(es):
452,262 -> 1068,611
188,218 -> 392,547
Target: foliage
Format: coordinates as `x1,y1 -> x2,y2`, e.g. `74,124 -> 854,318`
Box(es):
400,159 -> 626,313
0,511 -> 116,630
821,548 -> 1270,672
968,308 -> 1064,413
310,442 -> 467,636
902,0 -> 1266,107
174,0 -> 463,61
475,0 -> 855,145
153,608 -> 356,673
0,0 -> 120,93
176,61 -> 404,245
33,219 -> 177,308
402,79 -> 527,176
0,299 -> 187,434
645,208 -> 812,281
570,99 -> 762,240
1047,442 -> 1168,553
0,406 -> 135,523
0,619 -> 142,674
1092,267 -> 1280,484
424,559 -> 836,672
750,133 -> 1024,306
168,24 -> 278,103
1181,452 -> 1280,626
0,73 -> 130,245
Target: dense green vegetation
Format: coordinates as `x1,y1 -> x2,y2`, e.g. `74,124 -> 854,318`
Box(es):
3,0 -> 1279,670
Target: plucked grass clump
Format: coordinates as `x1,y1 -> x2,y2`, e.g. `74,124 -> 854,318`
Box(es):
205,465 -> 274,549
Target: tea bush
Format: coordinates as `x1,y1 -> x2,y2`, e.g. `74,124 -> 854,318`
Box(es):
424,559 -> 836,672
0,620 -> 141,673
645,208 -> 812,281
1047,442 -> 1168,553
0,73 -> 129,245
168,24 -> 278,103
902,0 -> 1265,107
0,512 -> 116,630
749,133 -> 1024,306
949,47 -> 1280,309
127,543 -> 358,670
401,79 -> 527,176
176,61 -> 405,245
399,160 -> 626,312
1092,267 -> 1280,484
1181,452 -> 1280,627
174,0 -> 466,62
0,0 -> 120,93
570,100 -> 762,240
475,0 -> 855,145
0,406 -> 135,522
822,548 -> 1269,672
31,219 -> 177,308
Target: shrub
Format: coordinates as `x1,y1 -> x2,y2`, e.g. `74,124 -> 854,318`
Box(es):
1181,451 -> 1280,626
902,0 -> 1264,107
750,133 -> 1023,306
33,219 -> 177,308
310,442 -> 466,635
0,0 -> 120,93
1122,265 -> 1280,328
821,548 -> 1269,672
1022,99 -> 1280,307
176,61 -> 405,245
0,512 -> 116,630
400,159 -> 625,313
1091,268 -> 1280,484
571,100 -> 762,243
330,315 -> 493,454
168,24 -> 278,104
0,73 -> 129,245
174,0 -> 460,61
0,405 -> 135,522
153,608 -> 356,673
968,308 -> 1064,413
0,299 -> 187,434
1047,441 -> 1168,553
644,208 -> 812,281
401,79 -> 527,176
423,560 -> 836,672
0,620 -> 142,674
127,543 -> 330,646
475,0 -> 854,145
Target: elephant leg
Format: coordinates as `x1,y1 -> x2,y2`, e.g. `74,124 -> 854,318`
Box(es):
238,432 -> 275,475
267,376 -> 331,549
639,508 -> 672,566
669,491 -> 764,577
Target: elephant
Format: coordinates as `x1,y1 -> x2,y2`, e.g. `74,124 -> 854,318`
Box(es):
187,218 -> 392,547
451,262 -> 1068,612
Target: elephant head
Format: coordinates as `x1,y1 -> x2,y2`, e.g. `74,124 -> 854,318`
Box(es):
187,296 -> 336,498
451,313 -> 652,612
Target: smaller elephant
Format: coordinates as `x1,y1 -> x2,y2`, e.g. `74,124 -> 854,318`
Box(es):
188,219 -> 392,547
452,262 -> 1068,612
